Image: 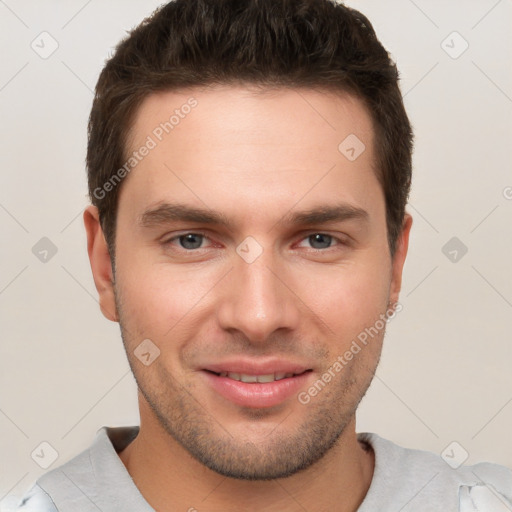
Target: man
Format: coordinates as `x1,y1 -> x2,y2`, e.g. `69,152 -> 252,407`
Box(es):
17,0 -> 512,510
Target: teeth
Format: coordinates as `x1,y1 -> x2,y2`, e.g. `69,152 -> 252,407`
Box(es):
256,374 -> 275,383
240,374 -> 258,383
219,372 -> 297,382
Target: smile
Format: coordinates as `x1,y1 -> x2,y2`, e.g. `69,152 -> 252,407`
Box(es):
202,368 -> 313,408
214,371 -> 304,383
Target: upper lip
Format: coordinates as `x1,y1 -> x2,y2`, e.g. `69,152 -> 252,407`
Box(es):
202,359 -> 312,375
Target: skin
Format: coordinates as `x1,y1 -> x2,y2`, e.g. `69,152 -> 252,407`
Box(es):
84,85 -> 412,512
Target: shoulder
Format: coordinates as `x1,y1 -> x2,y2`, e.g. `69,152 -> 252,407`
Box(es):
14,427 -> 105,512
358,432 -> 512,511
14,426 -> 141,512
14,484 -> 57,512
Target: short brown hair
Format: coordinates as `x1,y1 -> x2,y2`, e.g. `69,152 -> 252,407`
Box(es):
87,0 -> 413,261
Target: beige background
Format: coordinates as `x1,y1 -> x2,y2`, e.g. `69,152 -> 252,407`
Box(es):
1,0 -> 511,508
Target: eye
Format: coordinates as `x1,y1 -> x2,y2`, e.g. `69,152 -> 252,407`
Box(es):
166,232 -> 209,250
297,233 -> 342,250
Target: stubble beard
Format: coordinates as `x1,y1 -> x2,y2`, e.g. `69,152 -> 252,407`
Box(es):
114,287 -> 382,480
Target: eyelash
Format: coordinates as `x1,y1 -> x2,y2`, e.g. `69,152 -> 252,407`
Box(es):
162,231 -> 347,252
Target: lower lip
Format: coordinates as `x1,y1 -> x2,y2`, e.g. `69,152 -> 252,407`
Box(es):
202,371 -> 312,408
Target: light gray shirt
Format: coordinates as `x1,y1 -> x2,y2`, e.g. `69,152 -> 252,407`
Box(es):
15,426 -> 512,511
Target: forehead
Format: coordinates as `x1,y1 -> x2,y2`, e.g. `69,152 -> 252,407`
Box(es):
119,85 -> 382,227
127,85 -> 374,158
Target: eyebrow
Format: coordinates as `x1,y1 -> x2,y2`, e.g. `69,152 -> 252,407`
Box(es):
138,202 -> 369,230
138,203 -> 233,229
280,204 -> 368,227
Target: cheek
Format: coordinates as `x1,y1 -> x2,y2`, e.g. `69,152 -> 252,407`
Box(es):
292,259 -> 391,339
114,250 -> 221,342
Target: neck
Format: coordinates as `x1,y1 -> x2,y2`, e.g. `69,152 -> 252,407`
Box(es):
119,399 -> 374,512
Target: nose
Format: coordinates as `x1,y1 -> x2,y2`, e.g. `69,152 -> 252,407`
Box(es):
216,246 -> 301,344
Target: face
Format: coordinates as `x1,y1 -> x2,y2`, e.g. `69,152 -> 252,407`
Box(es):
86,85 -> 411,480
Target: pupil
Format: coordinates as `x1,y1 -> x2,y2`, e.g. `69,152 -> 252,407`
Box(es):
180,234 -> 203,249
310,234 -> 331,249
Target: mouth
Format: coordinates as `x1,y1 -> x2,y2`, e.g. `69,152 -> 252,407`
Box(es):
206,370 -> 310,383
201,366 -> 313,408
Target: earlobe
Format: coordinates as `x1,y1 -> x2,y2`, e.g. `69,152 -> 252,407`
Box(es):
389,213 -> 413,305
83,205 -> 119,322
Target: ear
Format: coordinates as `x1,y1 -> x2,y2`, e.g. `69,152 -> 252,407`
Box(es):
83,205 -> 119,322
389,213 -> 413,305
